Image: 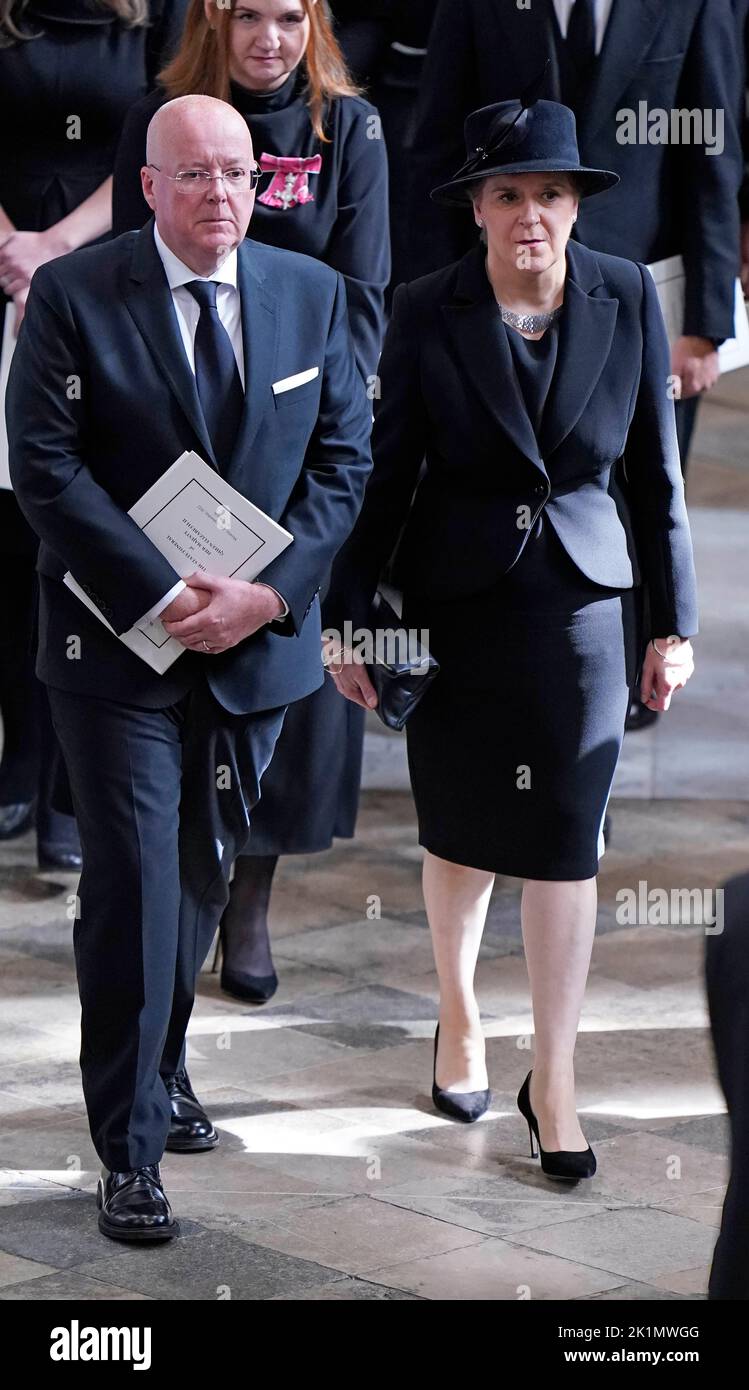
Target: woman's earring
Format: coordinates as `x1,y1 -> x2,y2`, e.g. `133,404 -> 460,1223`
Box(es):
476,219 -> 483,228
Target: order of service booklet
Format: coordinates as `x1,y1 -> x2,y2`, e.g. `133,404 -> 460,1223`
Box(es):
63,450 -> 293,674
646,256 -> 749,373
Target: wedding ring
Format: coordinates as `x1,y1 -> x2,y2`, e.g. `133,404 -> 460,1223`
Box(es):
203,641 -> 211,653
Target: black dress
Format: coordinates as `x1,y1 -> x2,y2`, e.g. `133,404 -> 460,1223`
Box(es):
402,317 -> 642,880
112,65 -> 390,856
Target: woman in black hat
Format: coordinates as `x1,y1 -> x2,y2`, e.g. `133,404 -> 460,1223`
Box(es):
326,99 -> 698,1180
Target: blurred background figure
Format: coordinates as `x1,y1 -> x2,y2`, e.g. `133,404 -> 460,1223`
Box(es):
113,0 -> 389,1003
330,2 -> 438,293
0,0 -> 189,869
706,871 -> 749,1299
328,0 -> 394,86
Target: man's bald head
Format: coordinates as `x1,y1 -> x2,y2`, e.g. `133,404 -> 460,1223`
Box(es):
146,95 -> 253,168
141,96 -> 257,276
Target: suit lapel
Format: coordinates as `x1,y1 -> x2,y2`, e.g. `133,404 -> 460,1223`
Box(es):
539,248 -> 619,456
124,220 -> 219,470
442,248 -> 547,476
442,243 -> 618,469
578,0 -> 666,145
225,242 -> 280,484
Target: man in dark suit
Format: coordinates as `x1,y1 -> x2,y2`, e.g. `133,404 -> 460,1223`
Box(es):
409,0 -> 743,468
6,95 -> 372,1241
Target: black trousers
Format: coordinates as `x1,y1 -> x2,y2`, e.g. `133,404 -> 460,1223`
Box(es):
706,871 -> 749,1300
49,678 -> 286,1171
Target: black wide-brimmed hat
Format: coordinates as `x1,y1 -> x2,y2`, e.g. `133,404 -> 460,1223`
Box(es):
431,99 -> 620,206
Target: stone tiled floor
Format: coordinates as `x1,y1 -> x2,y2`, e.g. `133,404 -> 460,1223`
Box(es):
0,372 -> 747,1299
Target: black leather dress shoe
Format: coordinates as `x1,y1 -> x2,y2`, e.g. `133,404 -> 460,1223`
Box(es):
97,1164 -> 178,1241
0,801 -> 35,840
164,1069 -> 219,1152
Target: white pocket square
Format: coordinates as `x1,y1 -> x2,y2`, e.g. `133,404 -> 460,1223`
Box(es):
272,367 -> 319,395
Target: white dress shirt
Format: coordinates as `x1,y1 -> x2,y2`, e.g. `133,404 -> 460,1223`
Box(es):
137,224 -> 288,628
552,0 -> 615,55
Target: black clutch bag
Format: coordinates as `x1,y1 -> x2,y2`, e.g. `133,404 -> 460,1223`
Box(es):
365,592 -> 439,731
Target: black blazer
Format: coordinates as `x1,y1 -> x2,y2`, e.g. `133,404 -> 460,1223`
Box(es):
408,0 -> 742,341
6,221 -> 372,716
328,240 -> 698,641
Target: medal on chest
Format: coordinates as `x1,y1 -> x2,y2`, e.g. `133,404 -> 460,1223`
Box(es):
257,153 -> 322,209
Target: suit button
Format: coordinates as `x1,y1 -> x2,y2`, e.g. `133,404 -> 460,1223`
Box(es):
533,484 -> 545,497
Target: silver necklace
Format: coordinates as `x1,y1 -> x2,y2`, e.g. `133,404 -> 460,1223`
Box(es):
498,303 -> 563,334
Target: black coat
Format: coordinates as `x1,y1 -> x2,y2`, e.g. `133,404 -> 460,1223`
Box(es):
408,0 -> 742,341
328,239 -> 698,642
7,222 -> 373,716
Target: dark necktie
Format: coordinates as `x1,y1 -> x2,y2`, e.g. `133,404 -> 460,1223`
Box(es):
564,0 -> 597,106
184,279 -> 245,470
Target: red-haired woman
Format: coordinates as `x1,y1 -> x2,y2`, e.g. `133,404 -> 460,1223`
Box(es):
0,0 -> 189,868
113,0 -> 390,1003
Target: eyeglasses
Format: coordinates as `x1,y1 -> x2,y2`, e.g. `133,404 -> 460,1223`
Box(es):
147,165 -> 262,193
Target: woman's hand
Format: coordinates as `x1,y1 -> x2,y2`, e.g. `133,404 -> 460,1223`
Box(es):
322,637 -> 378,710
0,229 -> 64,298
639,636 -> 695,712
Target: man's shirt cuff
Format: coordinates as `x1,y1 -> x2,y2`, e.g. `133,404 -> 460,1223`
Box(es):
137,579 -> 186,627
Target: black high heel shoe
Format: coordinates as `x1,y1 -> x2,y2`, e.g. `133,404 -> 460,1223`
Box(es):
211,922 -> 278,1004
517,1070 -> 596,1180
431,1024 -> 491,1122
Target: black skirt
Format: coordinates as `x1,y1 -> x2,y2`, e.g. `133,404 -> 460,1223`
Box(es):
402,515 -> 642,880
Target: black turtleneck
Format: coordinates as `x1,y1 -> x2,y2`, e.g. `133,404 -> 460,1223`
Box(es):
112,64 -> 390,379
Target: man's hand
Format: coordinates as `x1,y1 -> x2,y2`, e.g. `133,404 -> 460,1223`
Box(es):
162,573 -> 284,652
671,336 -> 720,399
160,580 -> 212,625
